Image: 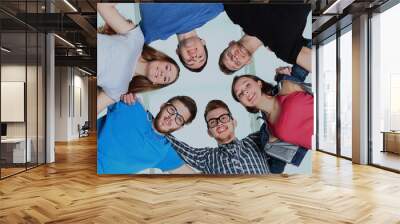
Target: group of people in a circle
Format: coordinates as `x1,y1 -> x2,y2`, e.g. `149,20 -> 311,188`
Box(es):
97,3 -> 313,174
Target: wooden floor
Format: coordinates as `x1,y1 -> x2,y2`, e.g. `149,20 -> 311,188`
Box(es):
1,167 -> 26,178
1,135 -> 400,224
373,150 -> 400,171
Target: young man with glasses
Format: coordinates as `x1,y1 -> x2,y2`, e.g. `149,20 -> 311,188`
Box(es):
166,99 -> 272,174
97,95 -> 197,174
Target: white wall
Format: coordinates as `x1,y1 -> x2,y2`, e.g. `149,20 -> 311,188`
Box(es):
1,64 -> 46,164
1,65 -> 40,138
54,67 -> 89,141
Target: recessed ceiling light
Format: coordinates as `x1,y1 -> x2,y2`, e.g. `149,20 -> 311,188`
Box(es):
1,47 -> 11,53
54,34 -> 75,48
63,0 -> 78,12
78,67 -> 92,76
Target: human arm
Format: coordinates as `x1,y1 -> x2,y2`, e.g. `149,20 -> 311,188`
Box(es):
275,66 -> 306,95
97,3 -> 136,34
97,89 -> 115,114
274,65 -> 313,96
246,131 -> 262,149
296,46 -> 311,72
169,165 -> 196,174
253,115 -> 305,166
275,63 -> 309,83
120,92 -> 137,105
165,135 -> 210,172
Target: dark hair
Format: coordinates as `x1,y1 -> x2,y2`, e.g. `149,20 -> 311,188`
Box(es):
177,42 -> 208,73
218,47 -> 235,75
98,24 -> 180,94
166,96 -> 197,124
204,100 -> 232,122
231,74 -> 274,113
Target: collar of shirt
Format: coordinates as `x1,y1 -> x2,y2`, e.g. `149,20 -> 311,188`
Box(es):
146,110 -> 154,122
217,138 -> 241,153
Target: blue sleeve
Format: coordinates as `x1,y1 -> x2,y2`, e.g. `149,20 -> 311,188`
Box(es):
155,146 -> 185,171
97,115 -> 106,137
275,38 -> 311,83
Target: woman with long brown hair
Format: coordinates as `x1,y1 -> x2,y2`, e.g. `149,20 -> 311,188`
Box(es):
231,67 -> 313,173
97,3 -> 180,113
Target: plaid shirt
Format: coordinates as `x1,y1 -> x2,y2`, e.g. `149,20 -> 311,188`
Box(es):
166,132 -> 270,174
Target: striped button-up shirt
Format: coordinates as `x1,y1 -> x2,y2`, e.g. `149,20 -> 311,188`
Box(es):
166,133 -> 270,174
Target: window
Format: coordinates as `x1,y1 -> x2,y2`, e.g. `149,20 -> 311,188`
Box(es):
0,1 -> 47,179
339,28 -> 352,158
370,2 -> 400,171
318,36 -> 337,154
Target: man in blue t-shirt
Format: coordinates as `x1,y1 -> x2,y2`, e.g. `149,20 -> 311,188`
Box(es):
139,3 -> 224,73
97,96 -> 197,174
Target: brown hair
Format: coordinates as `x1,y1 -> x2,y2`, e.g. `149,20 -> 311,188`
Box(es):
204,100 -> 232,122
129,45 -> 181,94
218,47 -> 235,75
177,42 -> 208,73
231,75 -> 274,114
166,96 -> 197,124
98,23 -> 180,94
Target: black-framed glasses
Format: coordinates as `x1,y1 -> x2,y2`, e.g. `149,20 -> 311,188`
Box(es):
207,113 -> 232,129
165,103 -> 185,126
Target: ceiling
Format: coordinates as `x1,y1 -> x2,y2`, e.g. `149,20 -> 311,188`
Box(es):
0,0 -> 97,74
311,0 -> 390,43
1,0 -> 396,74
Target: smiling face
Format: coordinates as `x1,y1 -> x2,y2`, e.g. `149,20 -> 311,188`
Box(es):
177,37 -> 207,70
222,41 -> 252,72
233,77 -> 263,108
147,60 -> 178,85
154,100 -> 191,134
206,107 -> 236,144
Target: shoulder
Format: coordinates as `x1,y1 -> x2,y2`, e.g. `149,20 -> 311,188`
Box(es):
279,91 -> 313,107
120,26 -> 144,52
110,101 -> 146,114
125,26 -> 144,40
243,133 -> 260,145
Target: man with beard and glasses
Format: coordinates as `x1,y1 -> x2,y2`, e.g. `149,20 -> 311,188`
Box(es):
219,4 -> 311,75
139,3 -> 223,72
97,95 -> 197,174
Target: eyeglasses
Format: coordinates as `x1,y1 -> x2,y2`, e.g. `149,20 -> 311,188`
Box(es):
207,113 -> 232,129
165,103 -> 185,126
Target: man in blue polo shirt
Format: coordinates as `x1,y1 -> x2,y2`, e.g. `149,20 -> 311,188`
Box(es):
139,3 -> 224,72
97,96 -> 197,174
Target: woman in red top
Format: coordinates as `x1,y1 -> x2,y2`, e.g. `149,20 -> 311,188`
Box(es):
231,67 -> 314,149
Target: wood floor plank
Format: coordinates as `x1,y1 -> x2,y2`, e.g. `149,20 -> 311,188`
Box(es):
0,135 -> 400,223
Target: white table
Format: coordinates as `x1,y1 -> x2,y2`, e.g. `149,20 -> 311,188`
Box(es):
1,138 -> 31,163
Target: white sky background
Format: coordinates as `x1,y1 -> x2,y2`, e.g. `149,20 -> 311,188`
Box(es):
97,4 -> 312,149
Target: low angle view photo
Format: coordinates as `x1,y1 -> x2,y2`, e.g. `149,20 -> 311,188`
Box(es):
0,0 -> 399,223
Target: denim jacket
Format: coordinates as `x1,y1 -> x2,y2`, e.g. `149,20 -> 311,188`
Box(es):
273,38 -> 313,96
259,120 -> 307,167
